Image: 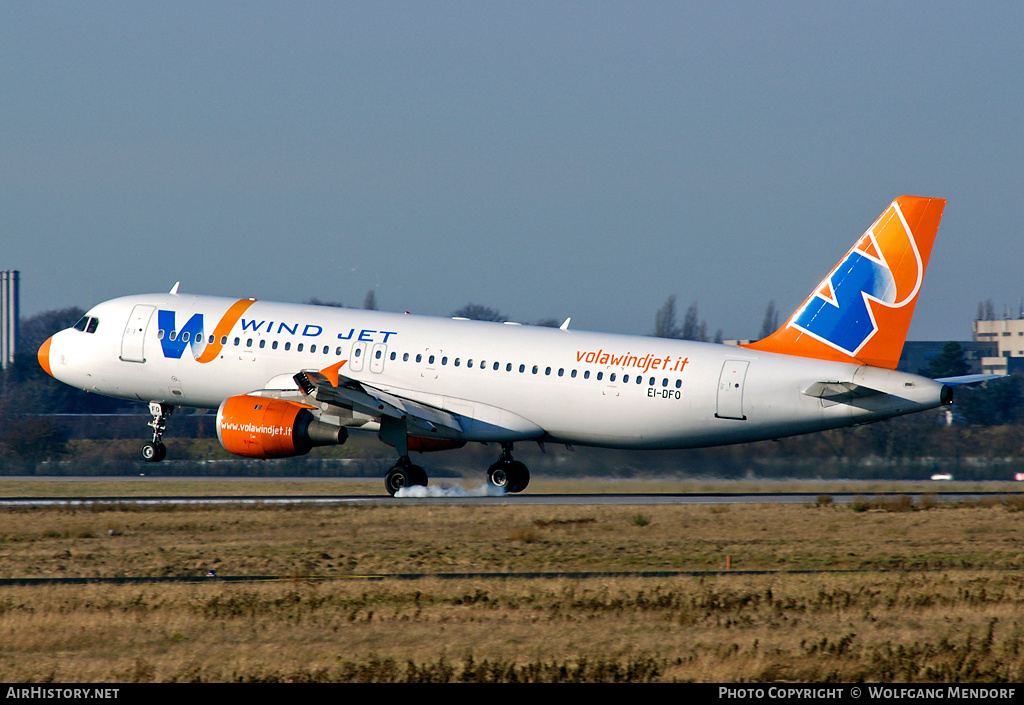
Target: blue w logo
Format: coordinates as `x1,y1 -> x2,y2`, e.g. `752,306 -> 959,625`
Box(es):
157,310 -> 205,359
792,251 -> 895,355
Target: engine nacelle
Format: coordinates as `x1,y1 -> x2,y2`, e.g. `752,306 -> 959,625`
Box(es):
216,395 -> 348,459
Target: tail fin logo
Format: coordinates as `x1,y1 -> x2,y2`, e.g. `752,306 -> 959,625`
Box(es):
790,201 -> 922,357
742,196 -> 945,370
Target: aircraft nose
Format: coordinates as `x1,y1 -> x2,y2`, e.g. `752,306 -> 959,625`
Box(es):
38,336 -> 54,377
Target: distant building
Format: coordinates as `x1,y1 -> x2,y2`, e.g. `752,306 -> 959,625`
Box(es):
973,318 -> 1024,375
898,340 -> 997,377
0,270 -> 18,370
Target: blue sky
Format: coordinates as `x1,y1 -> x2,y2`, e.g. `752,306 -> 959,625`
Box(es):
3,2 -> 1022,341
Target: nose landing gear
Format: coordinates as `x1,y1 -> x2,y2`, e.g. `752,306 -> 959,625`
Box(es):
141,402 -> 172,463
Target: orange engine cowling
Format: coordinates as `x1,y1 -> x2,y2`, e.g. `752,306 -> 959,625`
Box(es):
216,395 -> 348,459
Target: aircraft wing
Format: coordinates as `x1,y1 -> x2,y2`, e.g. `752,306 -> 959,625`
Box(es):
293,369 -> 464,435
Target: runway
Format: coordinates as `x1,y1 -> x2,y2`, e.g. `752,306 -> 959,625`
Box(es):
0,490 -> 1017,507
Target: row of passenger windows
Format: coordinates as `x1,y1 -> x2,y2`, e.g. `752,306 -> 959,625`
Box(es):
155,329 -> 685,389
379,350 -> 684,388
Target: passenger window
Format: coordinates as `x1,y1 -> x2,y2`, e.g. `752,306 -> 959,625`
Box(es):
493,362 -> 499,371
208,335 -> 215,344
246,338 -> 253,347
597,372 -> 603,381
169,331 -> 178,341
571,370 -> 577,378
662,378 -> 668,387
428,355 -> 435,364
157,330 -> 165,340
545,367 -> 551,375
221,336 -> 228,345
391,352 -> 397,361
311,345 -> 317,353
675,379 -> 682,388
297,343 -> 304,352
454,358 -> 460,367
234,337 -> 240,346
584,371 -> 590,379
649,377 -> 655,385
259,340 -> 266,349
623,375 -> 630,383
284,342 -> 291,351
609,373 -> 616,382
519,364 -> 525,373
273,341 -> 279,350
468,359 -> 474,368
558,368 -> 564,377
532,365 -> 538,374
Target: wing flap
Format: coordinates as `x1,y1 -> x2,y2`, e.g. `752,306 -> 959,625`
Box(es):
293,370 -> 463,433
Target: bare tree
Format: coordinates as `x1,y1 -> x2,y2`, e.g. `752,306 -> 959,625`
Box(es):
655,297 -> 709,341
680,302 -> 702,341
759,300 -> 779,340
976,299 -> 996,321
451,304 -> 507,322
653,296 -> 679,338
363,290 -> 377,311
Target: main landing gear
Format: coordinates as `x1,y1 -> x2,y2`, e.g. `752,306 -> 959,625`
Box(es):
381,440 -> 531,496
384,456 -> 428,496
487,442 -> 530,494
141,402 -> 172,463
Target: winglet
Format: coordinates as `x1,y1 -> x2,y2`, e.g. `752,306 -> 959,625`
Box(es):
743,196 -> 946,370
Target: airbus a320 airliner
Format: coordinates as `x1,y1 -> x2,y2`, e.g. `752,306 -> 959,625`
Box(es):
40,196 -> 961,495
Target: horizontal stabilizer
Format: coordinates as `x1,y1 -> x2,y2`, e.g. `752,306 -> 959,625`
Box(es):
934,374 -> 1001,386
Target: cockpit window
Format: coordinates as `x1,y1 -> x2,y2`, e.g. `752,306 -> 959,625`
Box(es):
73,317 -> 99,334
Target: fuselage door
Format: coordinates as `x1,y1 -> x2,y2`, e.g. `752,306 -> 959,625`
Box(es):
716,360 -> 749,420
120,305 -> 155,363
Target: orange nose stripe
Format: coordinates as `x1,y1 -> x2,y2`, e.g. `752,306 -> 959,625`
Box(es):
38,337 -> 53,377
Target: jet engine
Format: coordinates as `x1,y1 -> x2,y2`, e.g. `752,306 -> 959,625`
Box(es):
216,395 -> 348,459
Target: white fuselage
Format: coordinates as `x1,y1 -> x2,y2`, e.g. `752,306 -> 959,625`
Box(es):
44,292 -> 948,450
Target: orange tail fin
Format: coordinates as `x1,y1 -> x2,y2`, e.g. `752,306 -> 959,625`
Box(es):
743,196 -> 946,369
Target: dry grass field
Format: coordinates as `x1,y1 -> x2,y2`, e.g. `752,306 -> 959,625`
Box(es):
0,479 -> 1022,682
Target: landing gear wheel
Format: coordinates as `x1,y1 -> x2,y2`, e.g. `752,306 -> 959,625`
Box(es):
384,462 -> 428,496
507,460 -> 529,493
487,460 -> 529,493
141,441 -> 166,463
409,464 -> 428,487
